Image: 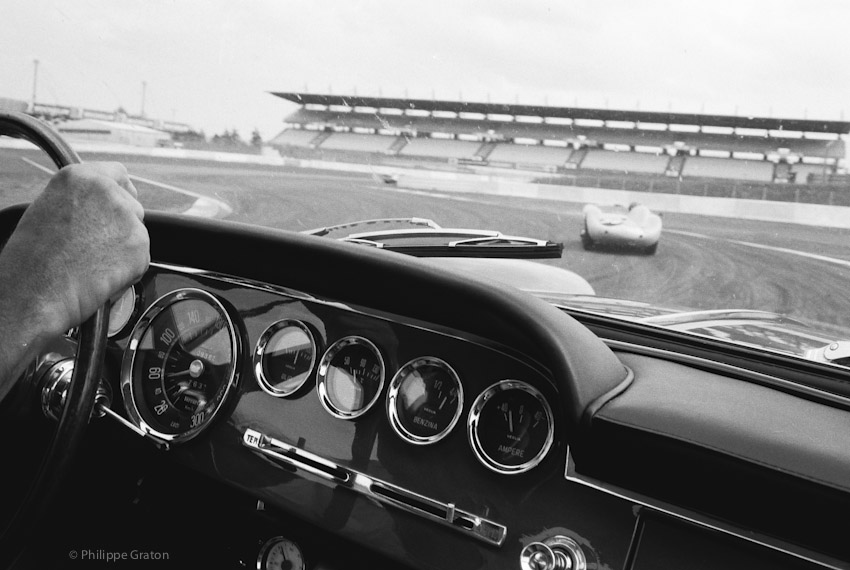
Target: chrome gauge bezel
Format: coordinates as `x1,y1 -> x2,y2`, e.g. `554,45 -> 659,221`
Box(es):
121,288 -> 241,445
253,319 -> 317,397
256,536 -> 306,570
467,379 -> 554,475
108,284 -> 141,338
387,356 -> 464,445
316,335 -> 385,420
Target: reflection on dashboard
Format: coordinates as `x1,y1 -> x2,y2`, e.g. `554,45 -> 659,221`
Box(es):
121,288 -> 240,444
316,335 -> 385,419
468,380 -> 554,474
387,356 -> 464,445
254,319 -> 317,397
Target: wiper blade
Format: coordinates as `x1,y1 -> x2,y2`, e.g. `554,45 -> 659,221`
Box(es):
302,217 -> 441,237
341,231 -> 564,259
305,218 -> 564,259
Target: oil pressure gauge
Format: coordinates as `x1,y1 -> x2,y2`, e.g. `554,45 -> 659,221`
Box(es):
468,380 -> 554,474
257,537 -> 305,570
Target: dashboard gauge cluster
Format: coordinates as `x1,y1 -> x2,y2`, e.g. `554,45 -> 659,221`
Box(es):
116,277 -> 556,474
121,288 -> 240,444
253,327 -> 556,474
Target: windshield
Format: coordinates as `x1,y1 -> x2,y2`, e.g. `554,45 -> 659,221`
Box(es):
2,1 -> 850,369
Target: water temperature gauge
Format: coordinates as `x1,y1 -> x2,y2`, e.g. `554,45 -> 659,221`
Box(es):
257,537 -> 305,570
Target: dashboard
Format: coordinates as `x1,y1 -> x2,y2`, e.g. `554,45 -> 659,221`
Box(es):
108,263 -> 574,565
3,205 -> 849,570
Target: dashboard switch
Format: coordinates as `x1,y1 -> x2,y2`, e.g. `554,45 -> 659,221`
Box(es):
520,536 -> 586,570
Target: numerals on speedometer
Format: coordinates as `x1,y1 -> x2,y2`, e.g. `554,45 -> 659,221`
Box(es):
121,289 -> 240,444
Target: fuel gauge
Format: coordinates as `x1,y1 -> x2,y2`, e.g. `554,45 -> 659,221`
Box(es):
387,356 -> 463,444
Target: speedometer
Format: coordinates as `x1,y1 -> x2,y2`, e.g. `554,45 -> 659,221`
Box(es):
121,288 -> 240,444
468,380 -> 554,474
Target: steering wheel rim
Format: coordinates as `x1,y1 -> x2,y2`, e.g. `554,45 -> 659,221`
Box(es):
0,111 -> 110,566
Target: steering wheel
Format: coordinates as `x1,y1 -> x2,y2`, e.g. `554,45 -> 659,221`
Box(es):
0,111 -> 110,567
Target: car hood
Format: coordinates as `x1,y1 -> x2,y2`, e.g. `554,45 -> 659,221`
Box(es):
313,218 -> 849,366
531,292 -> 850,365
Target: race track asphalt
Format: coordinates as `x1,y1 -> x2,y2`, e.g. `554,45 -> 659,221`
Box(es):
3,147 -> 850,331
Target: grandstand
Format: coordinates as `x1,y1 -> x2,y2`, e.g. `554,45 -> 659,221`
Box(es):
269,92 -> 850,205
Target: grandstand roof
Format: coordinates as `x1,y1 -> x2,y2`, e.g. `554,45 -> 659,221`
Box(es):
272,92 -> 850,135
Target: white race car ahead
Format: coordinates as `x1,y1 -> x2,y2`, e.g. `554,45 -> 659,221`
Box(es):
580,202 -> 663,254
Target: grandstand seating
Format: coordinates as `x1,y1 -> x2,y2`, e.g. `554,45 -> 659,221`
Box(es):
580,150 -> 670,175
399,138 -> 483,160
791,163 -> 831,184
682,157 -> 775,182
270,129 -> 321,147
319,132 -> 398,153
283,109 -> 845,159
486,143 -> 572,167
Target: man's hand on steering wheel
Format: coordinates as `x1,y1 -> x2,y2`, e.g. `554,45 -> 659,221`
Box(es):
0,162 -> 149,402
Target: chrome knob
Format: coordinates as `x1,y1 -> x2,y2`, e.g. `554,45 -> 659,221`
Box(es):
38,357 -> 110,421
520,542 -> 559,570
39,358 -> 75,421
520,536 -> 586,570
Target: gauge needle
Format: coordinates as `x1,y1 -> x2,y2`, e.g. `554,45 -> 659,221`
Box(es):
508,410 -> 514,434
166,359 -> 205,380
439,396 -> 447,410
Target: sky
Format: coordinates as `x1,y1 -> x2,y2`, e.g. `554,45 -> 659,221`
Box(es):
1,0 -> 848,141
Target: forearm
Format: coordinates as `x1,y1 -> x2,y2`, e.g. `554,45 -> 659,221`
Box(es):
0,274 -> 63,404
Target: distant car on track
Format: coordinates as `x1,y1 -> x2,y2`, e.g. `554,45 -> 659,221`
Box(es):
580,202 -> 662,254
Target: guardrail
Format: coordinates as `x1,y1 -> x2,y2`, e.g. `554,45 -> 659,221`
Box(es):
534,173 -> 850,207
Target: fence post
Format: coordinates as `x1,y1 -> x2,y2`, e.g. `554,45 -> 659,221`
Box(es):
794,188 -> 800,203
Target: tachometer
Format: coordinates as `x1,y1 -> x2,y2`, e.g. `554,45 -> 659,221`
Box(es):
387,356 -> 463,445
121,288 -> 240,444
254,320 -> 317,397
468,380 -> 554,474
316,336 -> 384,419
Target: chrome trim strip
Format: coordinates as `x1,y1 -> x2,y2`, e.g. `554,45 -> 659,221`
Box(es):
120,288 -> 241,445
386,356 -> 464,445
316,336 -> 386,420
604,338 -> 850,410
564,449 -> 846,570
242,428 -> 507,547
467,380 -> 554,475
253,319 -> 317,398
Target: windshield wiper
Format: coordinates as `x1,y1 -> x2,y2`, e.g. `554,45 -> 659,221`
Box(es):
304,218 -> 564,259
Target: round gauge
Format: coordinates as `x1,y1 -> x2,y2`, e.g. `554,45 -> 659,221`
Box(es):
317,336 -> 385,419
121,288 -> 240,444
257,537 -> 305,570
108,285 -> 138,337
468,380 -> 554,475
254,320 -> 317,397
387,357 -> 463,445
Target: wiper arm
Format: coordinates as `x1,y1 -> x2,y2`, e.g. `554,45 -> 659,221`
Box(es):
805,341 -> 850,367
341,234 -> 564,259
